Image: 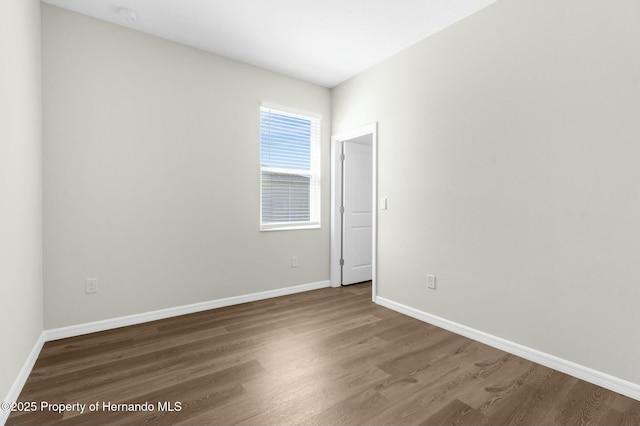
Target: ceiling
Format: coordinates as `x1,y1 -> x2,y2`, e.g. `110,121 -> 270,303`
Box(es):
41,0 -> 497,88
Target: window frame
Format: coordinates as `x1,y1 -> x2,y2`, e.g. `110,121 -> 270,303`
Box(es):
259,104 -> 321,231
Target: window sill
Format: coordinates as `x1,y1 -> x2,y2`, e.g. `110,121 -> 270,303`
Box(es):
260,223 -> 321,232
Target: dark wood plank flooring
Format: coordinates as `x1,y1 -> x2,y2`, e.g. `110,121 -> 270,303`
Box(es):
7,282 -> 640,425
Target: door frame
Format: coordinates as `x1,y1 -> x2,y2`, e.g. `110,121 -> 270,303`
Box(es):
330,123 -> 378,301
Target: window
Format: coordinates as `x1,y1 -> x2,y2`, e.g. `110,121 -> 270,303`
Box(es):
260,105 -> 321,230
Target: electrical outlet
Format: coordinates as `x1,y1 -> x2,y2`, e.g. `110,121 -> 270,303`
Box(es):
85,278 -> 98,294
427,275 -> 436,290
292,256 -> 298,268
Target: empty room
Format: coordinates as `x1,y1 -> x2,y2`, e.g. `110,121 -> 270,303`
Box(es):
2,0 -> 640,424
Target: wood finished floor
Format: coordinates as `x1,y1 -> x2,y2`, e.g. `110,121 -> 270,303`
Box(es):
8,282 -> 640,425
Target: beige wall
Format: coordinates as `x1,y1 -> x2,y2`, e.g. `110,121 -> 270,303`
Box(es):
332,0 -> 640,384
42,5 -> 331,329
0,0 -> 43,401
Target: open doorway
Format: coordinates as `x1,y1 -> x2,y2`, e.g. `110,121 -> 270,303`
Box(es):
330,124 -> 377,301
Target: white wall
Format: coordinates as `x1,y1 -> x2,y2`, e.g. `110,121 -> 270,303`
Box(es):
332,0 -> 640,385
0,0 -> 43,402
42,5 -> 331,329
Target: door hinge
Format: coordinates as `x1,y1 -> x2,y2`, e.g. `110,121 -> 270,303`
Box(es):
340,154 -> 346,161
340,259 -> 344,266
340,206 -> 345,214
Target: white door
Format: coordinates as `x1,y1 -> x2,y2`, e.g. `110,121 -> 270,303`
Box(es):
341,141 -> 373,285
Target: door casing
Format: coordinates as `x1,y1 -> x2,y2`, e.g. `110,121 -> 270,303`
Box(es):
330,123 -> 377,301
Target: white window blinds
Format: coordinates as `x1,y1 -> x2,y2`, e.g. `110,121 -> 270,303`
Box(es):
260,105 -> 321,230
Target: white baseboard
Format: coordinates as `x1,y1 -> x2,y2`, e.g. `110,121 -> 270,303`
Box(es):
2,280 -> 330,424
1,332 -> 45,425
375,296 -> 640,402
44,280 -> 331,342
12,282 -> 634,424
